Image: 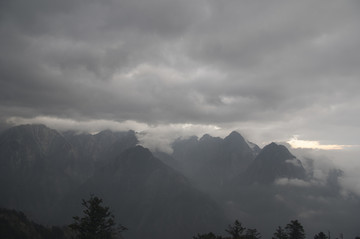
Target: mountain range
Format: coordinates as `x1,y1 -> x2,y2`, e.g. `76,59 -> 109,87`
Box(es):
0,124 -> 359,239
159,131 -> 306,190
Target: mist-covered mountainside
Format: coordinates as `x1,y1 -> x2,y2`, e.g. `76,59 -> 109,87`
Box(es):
59,146 -> 227,239
0,124 -> 78,217
1,124 -> 359,239
0,124 -> 138,220
157,131 -> 307,191
160,131 -> 259,190
242,142 -> 307,184
152,131 -> 360,238
0,125 -> 226,239
63,129 -> 138,165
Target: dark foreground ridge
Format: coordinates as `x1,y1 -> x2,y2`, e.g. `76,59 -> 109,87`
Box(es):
0,208 -> 71,239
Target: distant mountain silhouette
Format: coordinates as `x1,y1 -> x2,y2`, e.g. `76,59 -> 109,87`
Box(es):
0,125 -> 226,239
1,124 -> 358,239
242,142 -> 306,183
0,124 -> 137,223
160,131 -> 259,190
0,124 -> 78,218
62,129 -> 138,177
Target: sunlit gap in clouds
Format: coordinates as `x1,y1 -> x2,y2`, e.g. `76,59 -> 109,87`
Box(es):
287,135 -> 355,150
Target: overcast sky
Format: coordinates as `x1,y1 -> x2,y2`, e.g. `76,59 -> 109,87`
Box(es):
1,0 -> 360,149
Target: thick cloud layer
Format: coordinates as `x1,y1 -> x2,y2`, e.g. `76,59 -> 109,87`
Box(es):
1,0 -> 360,146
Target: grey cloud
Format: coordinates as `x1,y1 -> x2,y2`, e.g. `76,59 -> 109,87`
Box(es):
1,0 -> 360,147
2,2 -> 360,237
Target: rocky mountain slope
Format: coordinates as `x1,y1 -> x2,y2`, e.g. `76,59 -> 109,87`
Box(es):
59,146 -> 227,239
164,131 -> 258,190
0,125 -> 226,239
242,142 -> 306,184
1,124 -> 359,239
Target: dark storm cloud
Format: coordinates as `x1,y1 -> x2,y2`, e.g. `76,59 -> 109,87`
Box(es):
1,0 -> 360,145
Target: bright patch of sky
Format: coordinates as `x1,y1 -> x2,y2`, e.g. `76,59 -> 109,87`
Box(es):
287,135 -> 350,150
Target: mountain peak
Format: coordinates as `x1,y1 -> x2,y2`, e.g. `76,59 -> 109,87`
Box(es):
223,131 -> 255,154
199,134 -> 213,141
259,142 -> 295,162
1,124 -> 61,140
224,131 -> 246,143
229,130 -> 243,137
268,142 -> 278,147
244,142 -> 306,183
0,124 -> 68,154
6,124 -> 53,134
